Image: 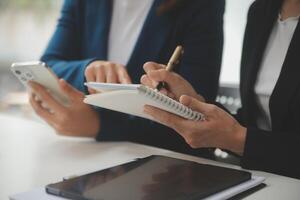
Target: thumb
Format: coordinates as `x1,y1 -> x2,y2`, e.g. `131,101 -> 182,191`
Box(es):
143,62 -> 165,73
59,79 -> 84,102
179,95 -> 211,116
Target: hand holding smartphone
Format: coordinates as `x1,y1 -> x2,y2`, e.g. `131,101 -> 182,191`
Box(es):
11,61 -> 69,106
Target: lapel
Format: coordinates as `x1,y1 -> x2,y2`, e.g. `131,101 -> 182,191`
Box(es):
126,0 -> 174,83
242,0 -> 283,126
84,0 -> 112,59
270,21 -> 300,130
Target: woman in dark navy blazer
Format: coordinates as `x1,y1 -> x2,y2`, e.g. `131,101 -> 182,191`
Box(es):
142,0 -> 300,178
29,0 -> 225,156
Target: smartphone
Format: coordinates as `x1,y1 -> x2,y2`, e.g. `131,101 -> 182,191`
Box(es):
11,61 -> 69,105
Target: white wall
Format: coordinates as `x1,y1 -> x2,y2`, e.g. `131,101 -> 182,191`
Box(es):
0,10 -> 59,63
220,0 -> 254,84
0,3 -> 61,68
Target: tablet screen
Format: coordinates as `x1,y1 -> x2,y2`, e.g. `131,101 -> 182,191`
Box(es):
46,155 -> 251,200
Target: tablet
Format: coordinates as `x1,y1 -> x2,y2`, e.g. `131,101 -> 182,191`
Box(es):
46,155 -> 251,200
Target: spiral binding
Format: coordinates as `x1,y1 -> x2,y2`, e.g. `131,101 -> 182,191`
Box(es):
138,85 -> 204,121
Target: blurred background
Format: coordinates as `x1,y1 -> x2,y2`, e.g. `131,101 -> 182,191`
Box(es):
0,0 -> 253,118
0,0 -> 62,117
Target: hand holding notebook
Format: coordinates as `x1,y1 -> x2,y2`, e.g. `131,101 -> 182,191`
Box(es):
84,82 -> 204,121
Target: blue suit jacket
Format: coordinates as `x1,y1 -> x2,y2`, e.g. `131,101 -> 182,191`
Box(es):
41,0 -> 224,156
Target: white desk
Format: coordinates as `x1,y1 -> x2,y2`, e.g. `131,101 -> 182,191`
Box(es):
1,113 -> 300,199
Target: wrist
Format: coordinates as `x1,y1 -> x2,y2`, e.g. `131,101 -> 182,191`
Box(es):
88,111 -> 101,138
230,125 -> 247,155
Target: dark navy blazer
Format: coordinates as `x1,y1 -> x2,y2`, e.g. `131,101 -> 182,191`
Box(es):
41,0 -> 225,156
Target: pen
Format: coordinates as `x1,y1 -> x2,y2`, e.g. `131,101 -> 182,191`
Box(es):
155,45 -> 184,91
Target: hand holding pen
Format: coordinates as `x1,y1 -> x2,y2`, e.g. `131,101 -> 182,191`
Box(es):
155,45 -> 184,91
141,45 -> 204,102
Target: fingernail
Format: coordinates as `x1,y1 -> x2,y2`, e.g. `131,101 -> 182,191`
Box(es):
59,79 -> 65,84
60,79 -> 67,88
143,62 -> 151,68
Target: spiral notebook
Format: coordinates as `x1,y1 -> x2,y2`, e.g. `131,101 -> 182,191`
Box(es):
84,82 -> 204,121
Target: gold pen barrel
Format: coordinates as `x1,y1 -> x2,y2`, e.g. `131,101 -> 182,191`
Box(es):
166,45 -> 184,71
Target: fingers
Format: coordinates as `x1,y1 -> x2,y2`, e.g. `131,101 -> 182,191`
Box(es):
85,65 -> 96,82
29,94 -> 55,124
117,66 -> 132,84
144,105 -> 185,133
148,69 -> 180,84
105,65 -> 118,83
95,65 -> 106,83
142,62 -> 166,88
140,74 -> 157,88
143,62 -> 165,73
143,62 -> 181,84
142,68 -> 181,88
144,70 -> 183,96
85,62 -> 106,85
85,61 -> 132,85
141,74 -> 176,99
180,95 -> 217,117
105,64 -> 131,84
29,81 -> 65,113
85,65 -> 98,94
59,79 -> 84,102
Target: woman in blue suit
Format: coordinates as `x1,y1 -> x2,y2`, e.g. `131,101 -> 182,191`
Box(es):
29,0 -> 224,156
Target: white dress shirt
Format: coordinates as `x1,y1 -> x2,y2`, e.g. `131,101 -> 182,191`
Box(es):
108,0 -> 154,66
255,15 -> 299,130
